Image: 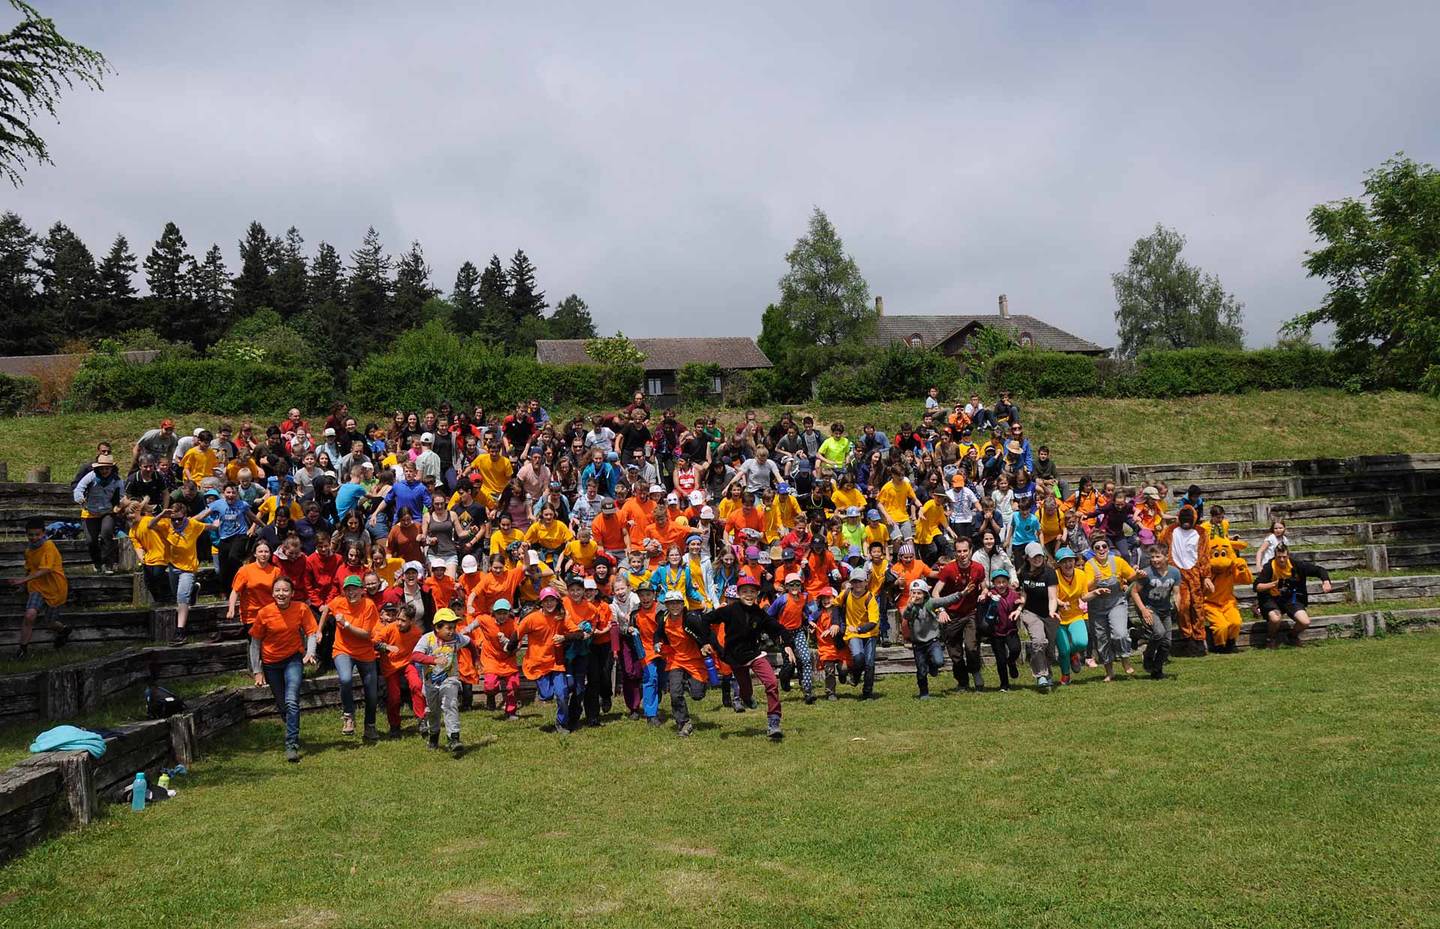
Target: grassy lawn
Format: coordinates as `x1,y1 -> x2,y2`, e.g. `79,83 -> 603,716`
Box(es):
1,634 -> 1437,928
2,390 -> 1438,476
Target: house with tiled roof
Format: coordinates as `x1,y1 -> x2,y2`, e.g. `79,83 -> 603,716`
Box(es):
868,295 -> 1109,357
536,337 -> 772,406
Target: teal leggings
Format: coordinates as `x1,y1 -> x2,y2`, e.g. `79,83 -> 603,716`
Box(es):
1057,620 -> 1089,672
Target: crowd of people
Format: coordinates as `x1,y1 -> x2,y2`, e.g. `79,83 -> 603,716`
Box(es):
7,388 -> 1334,761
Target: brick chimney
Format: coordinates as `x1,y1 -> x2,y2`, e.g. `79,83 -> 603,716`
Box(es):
875,295 -> 884,316
998,294 -> 1009,319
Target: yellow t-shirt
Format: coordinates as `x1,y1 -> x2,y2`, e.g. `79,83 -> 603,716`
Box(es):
877,479 -> 918,524
372,556 -> 404,586
256,496 -> 303,525
836,589 -> 880,639
130,514 -> 169,567
24,540 -> 68,607
1086,554 -> 1135,591
864,522 -> 891,551
914,498 -> 946,545
489,527 -> 523,555
525,519 -> 573,551
180,446 -> 219,484
562,538 -> 599,571
1056,565 -> 1093,625
763,494 -> 800,542
161,518 -> 210,574
469,453 -> 513,505
831,486 -> 866,516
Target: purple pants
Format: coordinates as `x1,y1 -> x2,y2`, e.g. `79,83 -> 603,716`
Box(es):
733,654 -> 782,718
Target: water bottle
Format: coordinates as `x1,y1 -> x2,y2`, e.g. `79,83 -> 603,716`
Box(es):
130,772 -> 147,811
703,655 -> 720,686
157,773 -> 171,789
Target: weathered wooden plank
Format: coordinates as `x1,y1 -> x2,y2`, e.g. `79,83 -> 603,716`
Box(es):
57,752 -> 96,826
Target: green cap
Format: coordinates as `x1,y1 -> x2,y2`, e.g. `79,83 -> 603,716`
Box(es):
342,575 -> 363,588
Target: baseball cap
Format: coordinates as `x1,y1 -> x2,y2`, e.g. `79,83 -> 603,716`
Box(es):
848,568 -> 870,583
160,418 -> 175,428
583,577 -> 598,590
433,608 -> 458,625
846,544 -> 863,560
699,506 -> 715,520
844,506 -> 862,518
663,589 -> 685,603
1055,547 -> 1077,562
689,491 -> 705,505
649,484 -> 666,495
818,586 -> 837,598
428,557 -> 446,570
781,547 -> 796,561
492,598 -> 512,612
605,451 -> 619,462
784,572 -> 803,585
324,427 -> 336,436
461,554 -> 479,573
866,509 -> 882,521
990,568 -> 1011,581
601,499 -> 617,513
737,573 -> 761,588
539,586 -> 561,601
342,575 -> 363,588
910,578 -> 930,593
777,482 -> 791,494
420,432 -> 434,444
403,560 -> 423,575
666,492 -> 679,505
745,545 -> 761,560
1024,541 -> 1046,559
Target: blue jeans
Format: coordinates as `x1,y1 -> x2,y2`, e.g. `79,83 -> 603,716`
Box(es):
333,653 -> 378,726
847,636 -> 877,696
912,639 -> 944,696
642,661 -> 662,719
262,653 -> 303,747
534,671 -> 570,729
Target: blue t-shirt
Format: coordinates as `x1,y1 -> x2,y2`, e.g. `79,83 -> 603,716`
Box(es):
205,498 -> 252,540
385,479 -> 430,519
334,482 -> 366,521
1010,510 -> 1041,546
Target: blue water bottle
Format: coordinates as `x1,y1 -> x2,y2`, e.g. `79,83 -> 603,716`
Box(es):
703,655 -> 721,686
130,772 -> 147,811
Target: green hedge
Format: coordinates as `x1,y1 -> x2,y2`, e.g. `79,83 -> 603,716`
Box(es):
0,373 -> 39,415
987,347 -> 1344,398
348,323 -> 641,411
816,345 -> 966,404
67,356 -> 334,414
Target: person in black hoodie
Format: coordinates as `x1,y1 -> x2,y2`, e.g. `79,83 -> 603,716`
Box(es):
686,574 -> 794,741
1253,544 -> 1331,648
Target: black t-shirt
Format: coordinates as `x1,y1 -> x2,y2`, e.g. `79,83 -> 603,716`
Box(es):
503,415 -> 534,448
125,473 -> 168,506
1018,566 -> 1057,615
618,423 -> 651,452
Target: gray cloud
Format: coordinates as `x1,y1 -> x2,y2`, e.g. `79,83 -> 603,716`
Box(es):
9,0 -> 1439,348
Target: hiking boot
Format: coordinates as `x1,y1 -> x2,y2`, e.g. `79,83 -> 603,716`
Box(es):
428,732 -> 440,750
448,733 -> 462,755
170,630 -> 188,647
677,720 -> 695,738
766,715 -> 783,741
341,713 -> 355,735
733,699 -> 745,713
362,724 -> 380,743
52,625 -> 71,649
285,745 -> 300,763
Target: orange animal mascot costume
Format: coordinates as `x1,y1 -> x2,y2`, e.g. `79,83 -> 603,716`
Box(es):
1203,536 -> 1252,652
1159,506 -> 1211,656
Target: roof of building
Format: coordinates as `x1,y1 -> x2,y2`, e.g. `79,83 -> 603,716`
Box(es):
0,349 -> 158,378
872,315 -> 1107,354
535,337 -> 772,370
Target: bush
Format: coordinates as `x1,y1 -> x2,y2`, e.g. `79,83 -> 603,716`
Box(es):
676,363 -> 723,406
814,345 -> 963,405
0,373 -> 39,415
721,369 -> 771,408
988,347 -> 1345,398
67,355 -> 334,414
349,321 -> 641,411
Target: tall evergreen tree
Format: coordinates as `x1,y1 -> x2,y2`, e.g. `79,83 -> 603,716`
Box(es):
776,207 -> 873,347
295,300 -> 352,385
183,245 -> 232,348
392,239 -> 436,328
96,234 -> 138,327
270,226 -> 308,319
232,220 -> 273,316
548,293 -> 597,339
0,211 -> 53,353
506,249 -> 546,343
39,221 -> 100,343
476,254 -> 510,343
347,226 -> 392,351
307,240 -> 345,307
450,260 -> 482,334
143,221 -> 192,331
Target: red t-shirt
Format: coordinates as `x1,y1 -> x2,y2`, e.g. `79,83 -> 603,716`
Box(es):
938,558 -> 987,618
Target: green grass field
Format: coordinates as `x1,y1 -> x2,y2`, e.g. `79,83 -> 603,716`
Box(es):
1,633 -> 1437,928
3,389 -> 1439,477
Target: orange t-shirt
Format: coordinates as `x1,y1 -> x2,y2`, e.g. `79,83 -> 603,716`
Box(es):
892,558 -> 932,614
424,575 -> 457,611
633,604 -> 662,663
814,605 -> 847,664
660,610 -> 707,680
372,621 -> 422,675
591,512 -> 627,552
249,601 -> 317,665
728,506 -> 765,541
327,594 -> 381,662
776,592 -> 809,632
516,609 -> 568,678
232,562 -> 282,625
467,565 -> 525,616
473,613 -> 520,677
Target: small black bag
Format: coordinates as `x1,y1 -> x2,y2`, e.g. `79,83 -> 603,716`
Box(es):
144,685 -> 186,719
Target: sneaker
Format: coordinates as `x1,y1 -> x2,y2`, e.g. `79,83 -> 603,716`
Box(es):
677,720 -> 695,738
1060,674 -> 1071,685
448,734 -> 462,755
1035,676 -> 1052,692
170,631 -> 188,647
388,726 -> 402,740
627,711 -> 641,721
803,695 -> 816,705
647,716 -> 662,727
1150,669 -> 1165,680
363,724 -> 380,742
766,715 -> 783,741
916,693 -> 932,700
732,700 -> 745,714
285,745 -> 300,763
52,625 -> 71,649
341,713 -> 355,735
1084,657 -> 1098,668
417,719 -> 430,736
505,713 -> 521,722
825,693 -> 838,701
999,686 -> 1011,693
101,565 -> 115,576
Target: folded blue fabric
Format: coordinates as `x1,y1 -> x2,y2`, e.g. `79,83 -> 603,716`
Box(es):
29,725 -> 108,758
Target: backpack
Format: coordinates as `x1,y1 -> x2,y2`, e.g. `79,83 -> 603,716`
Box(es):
144,685 -> 186,719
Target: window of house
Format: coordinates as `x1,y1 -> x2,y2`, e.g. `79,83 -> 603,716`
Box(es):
1018,332 -> 1034,348
909,333 -> 924,349
646,377 -> 664,396
711,376 -> 723,394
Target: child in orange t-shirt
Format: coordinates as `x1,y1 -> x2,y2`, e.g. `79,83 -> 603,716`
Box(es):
812,586 -> 848,699
373,601 -> 425,737
514,588 -> 576,731
473,599 -> 522,719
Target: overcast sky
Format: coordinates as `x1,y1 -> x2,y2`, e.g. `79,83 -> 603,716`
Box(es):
8,1 -> 1438,348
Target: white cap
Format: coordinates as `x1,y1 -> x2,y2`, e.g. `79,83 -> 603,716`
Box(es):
428,556 -> 446,569
784,572 -> 803,585
849,568 -> 870,583
1024,541 -> 1046,559
688,491 -> 705,505
324,427 -> 336,436
420,432 -> 434,444
909,578 -> 930,594
461,554 -> 479,573
403,560 -> 423,574
699,506 -> 715,520
527,550 -> 541,566
582,577 -> 598,590
193,427 -> 205,437
649,484 -> 666,495
662,589 -> 685,603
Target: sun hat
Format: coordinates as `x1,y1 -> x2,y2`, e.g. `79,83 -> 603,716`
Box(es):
93,454 -> 116,468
